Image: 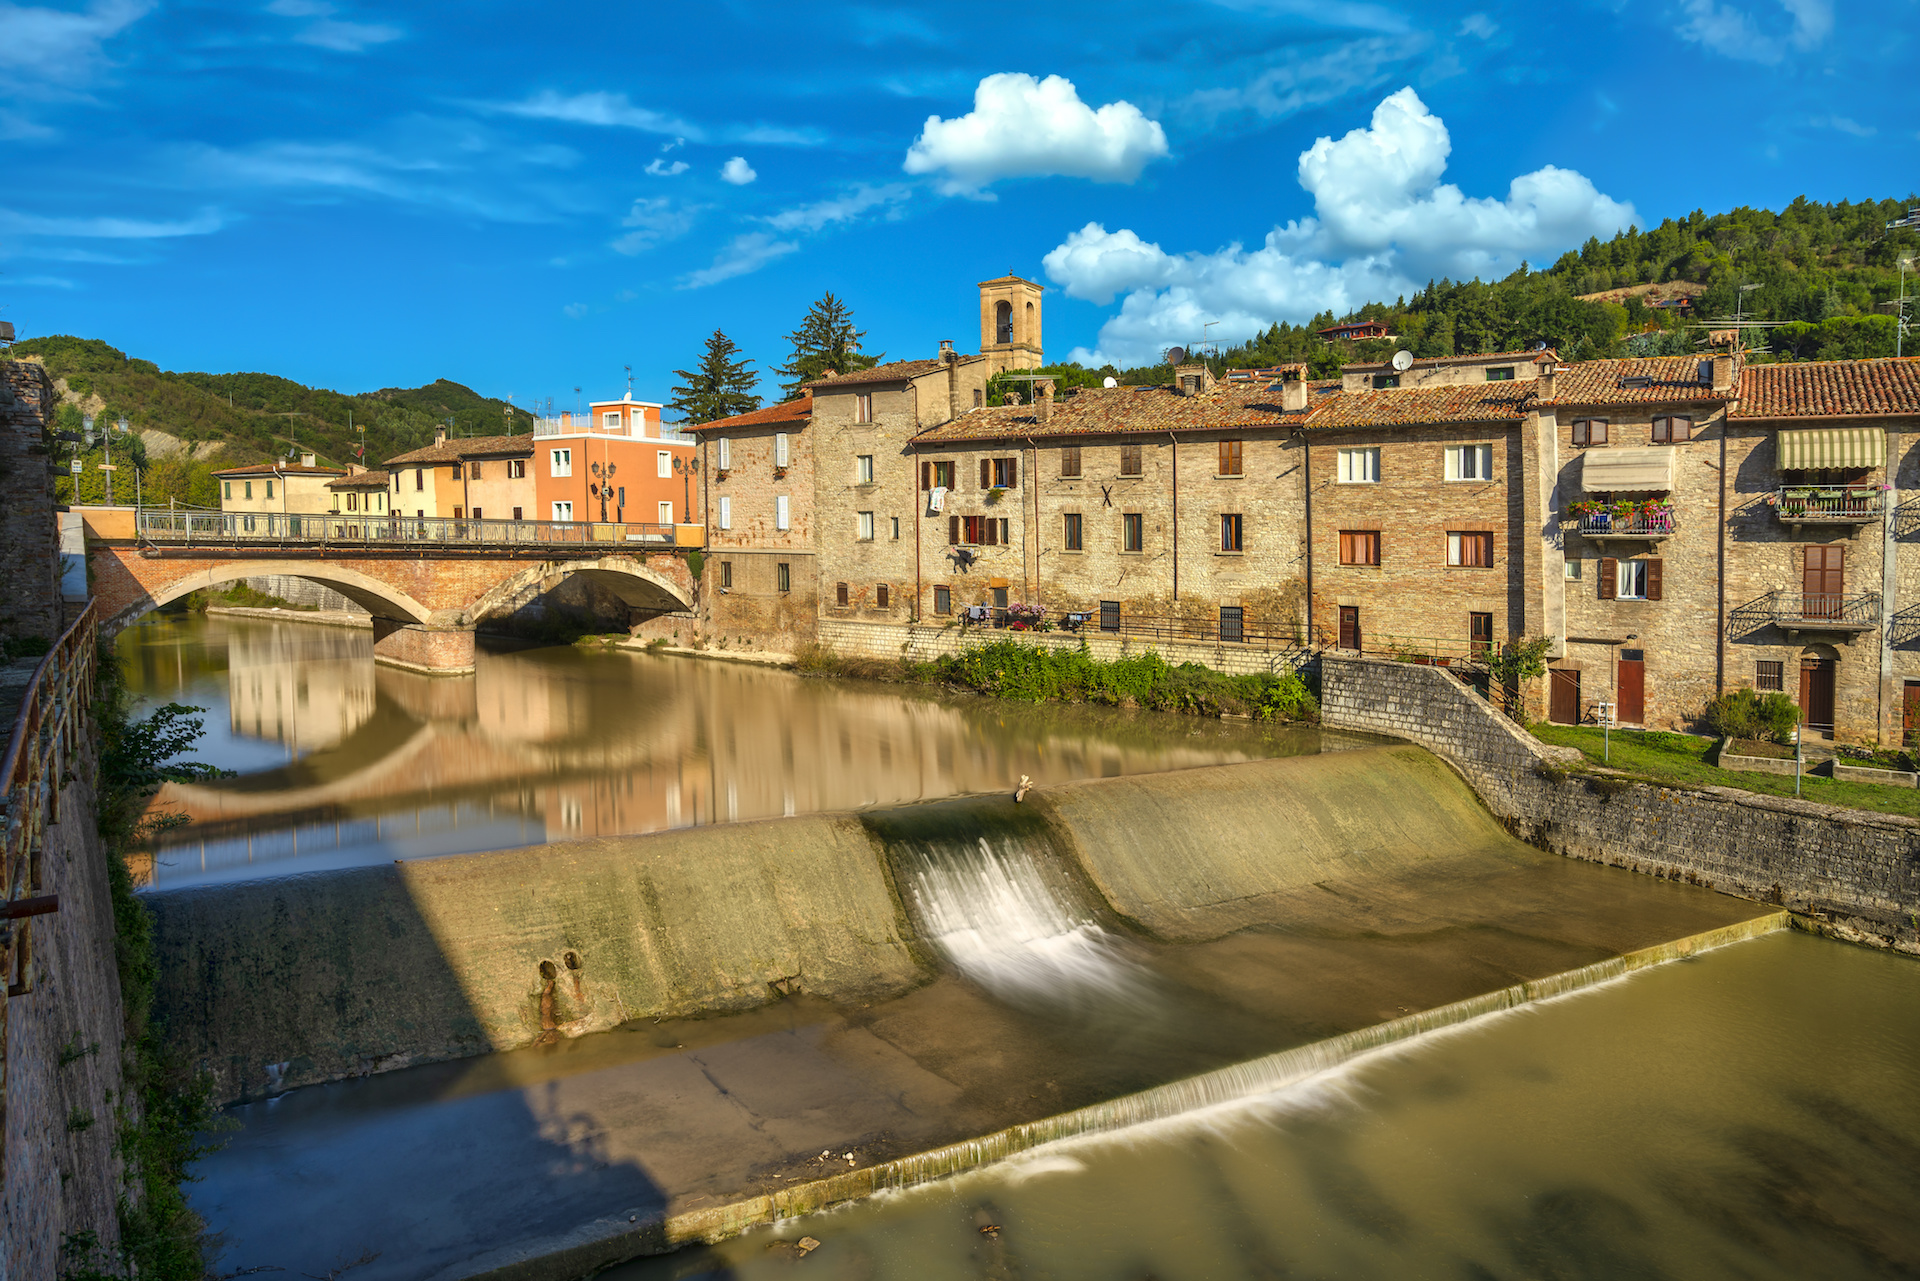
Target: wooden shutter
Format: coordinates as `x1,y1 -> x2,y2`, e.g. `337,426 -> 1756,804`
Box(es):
1646,558 -> 1663,601
980,459 -> 992,488
921,461 -> 930,490
1599,557 -> 1617,600
948,514 -> 959,544
984,518 -> 998,547
877,584 -> 889,609
1008,457 -> 1018,488
836,582 -> 849,607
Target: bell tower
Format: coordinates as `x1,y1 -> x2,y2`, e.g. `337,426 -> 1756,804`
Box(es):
978,274 -> 1043,376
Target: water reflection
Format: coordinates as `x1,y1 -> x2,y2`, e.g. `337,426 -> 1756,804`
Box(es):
123,615 -> 1329,888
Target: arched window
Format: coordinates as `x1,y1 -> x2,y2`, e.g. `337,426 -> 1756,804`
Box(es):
1024,300 -> 1035,345
995,300 -> 1013,344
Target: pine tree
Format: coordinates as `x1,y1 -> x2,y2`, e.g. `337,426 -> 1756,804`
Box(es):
775,291 -> 883,398
667,329 -> 763,425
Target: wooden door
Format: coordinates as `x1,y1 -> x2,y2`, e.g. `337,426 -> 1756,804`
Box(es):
1617,649 -> 1645,724
1338,606 -> 1361,650
1903,681 -> 1920,745
1800,658 -> 1836,729
1469,612 -> 1493,658
1803,545 -> 1844,618
1549,668 -> 1581,724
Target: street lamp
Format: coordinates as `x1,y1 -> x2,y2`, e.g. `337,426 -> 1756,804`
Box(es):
674,454 -> 700,525
589,460 -> 617,523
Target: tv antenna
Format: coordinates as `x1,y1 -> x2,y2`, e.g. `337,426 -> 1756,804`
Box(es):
1391,349 -> 1415,372
624,365 -> 633,398
1165,346 -> 1187,366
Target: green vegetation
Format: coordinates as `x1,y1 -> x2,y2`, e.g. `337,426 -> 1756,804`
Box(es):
775,291 -> 882,398
984,363 -> 1116,406
1530,723 -> 1920,819
167,582 -> 314,614
1704,687 -> 1800,744
668,329 -> 763,425
92,655 -> 229,1278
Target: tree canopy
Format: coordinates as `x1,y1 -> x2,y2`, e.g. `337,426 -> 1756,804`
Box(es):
668,329 -> 762,424
775,291 -> 881,397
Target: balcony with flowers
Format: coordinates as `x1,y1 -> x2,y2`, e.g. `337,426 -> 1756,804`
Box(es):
1567,498 -> 1676,542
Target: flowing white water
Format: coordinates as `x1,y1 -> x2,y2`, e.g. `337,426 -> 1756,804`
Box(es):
899,836 -> 1146,1009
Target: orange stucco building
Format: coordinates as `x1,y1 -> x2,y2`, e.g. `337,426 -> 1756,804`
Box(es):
533,396 -> 700,526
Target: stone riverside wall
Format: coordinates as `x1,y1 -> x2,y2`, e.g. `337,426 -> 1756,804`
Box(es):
1320,655 -> 1920,954
242,575 -> 369,614
815,617 -> 1312,677
0,361 -> 64,645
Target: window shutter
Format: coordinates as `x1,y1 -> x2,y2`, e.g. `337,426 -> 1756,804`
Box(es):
1599,557 -> 1618,600
1646,558 -> 1663,601
1008,456 -> 1018,488
921,461 -> 930,490
984,519 -> 998,547
948,515 -> 959,545
980,459 -> 992,489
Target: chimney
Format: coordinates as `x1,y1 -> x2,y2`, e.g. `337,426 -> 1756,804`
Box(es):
1537,365 -> 1558,402
1038,379 -> 1055,423
301,452 -> 316,468
433,424 -> 448,447
1281,378 -> 1309,412
1711,351 -> 1734,392
940,339 -> 956,363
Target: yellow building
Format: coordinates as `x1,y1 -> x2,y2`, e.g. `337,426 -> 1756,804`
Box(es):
215,456 -> 345,525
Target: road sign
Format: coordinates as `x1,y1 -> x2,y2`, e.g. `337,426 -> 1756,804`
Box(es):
96,463 -> 118,472
70,460 -> 82,474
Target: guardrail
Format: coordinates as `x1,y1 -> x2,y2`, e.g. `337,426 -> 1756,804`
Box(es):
1080,611 -> 1309,650
1576,507 -> 1676,537
1772,486 -> 1884,522
1747,591 -> 1882,630
137,510 -> 683,549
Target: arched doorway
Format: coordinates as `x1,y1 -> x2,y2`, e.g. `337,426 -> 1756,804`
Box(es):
1798,643 -> 1839,736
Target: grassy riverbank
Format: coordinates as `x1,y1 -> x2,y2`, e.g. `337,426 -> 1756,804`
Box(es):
796,639 -> 1319,723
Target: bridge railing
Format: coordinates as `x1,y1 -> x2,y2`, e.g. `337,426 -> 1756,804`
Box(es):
138,510 -> 682,549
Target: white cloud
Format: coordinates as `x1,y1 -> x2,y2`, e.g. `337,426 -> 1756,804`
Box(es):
0,205 -> 224,238
264,0 -> 400,51
1674,0 -> 1831,64
1459,12 -> 1497,37
1813,114 -> 1874,137
720,156 -> 756,185
645,158 -> 689,176
0,0 -> 149,74
563,302 -> 588,319
494,90 -> 700,138
1043,87 -> 1635,367
612,197 -> 697,255
761,183 -> 909,232
681,232 -> 797,289
1177,36 -> 1418,128
902,72 -> 1168,196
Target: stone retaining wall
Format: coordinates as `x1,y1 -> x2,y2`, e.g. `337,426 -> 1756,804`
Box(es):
815,618 -> 1312,677
1320,654 -> 1920,954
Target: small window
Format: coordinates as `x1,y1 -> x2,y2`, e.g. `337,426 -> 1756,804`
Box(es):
973,388 -> 984,407
776,562 -> 790,592
415,468 -> 425,491
659,500 -> 674,524
1652,415 -> 1693,444
1337,448 -> 1380,484
551,449 -> 572,477
1484,366 -> 1515,381
1220,513 -> 1243,552
856,392 -> 874,424
1218,440 -> 1243,476
857,454 -> 875,483
658,451 -> 672,478
1063,512 -> 1083,551
935,586 -> 952,614
774,433 -> 789,467
449,464 -> 460,481
552,500 -> 574,522
858,511 -> 875,540
1339,530 -> 1381,566
717,495 -> 732,530
1610,558 -> 1664,600
223,481 -> 232,499
1446,444 -> 1494,481
775,495 -> 790,530
618,486 -> 626,508
992,457 -> 1018,488
876,584 -> 890,609
1448,531 -> 1494,567
470,461 -> 482,479
716,438 -> 731,470
1756,660 -> 1784,692
244,481 -> 253,499
1122,512 -> 1144,552
1120,444 -> 1143,476
508,459 -> 526,479
890,516 -> 900,540
929,460 -> 955,488
1060,446 -> 1082,478
1571,419 -> 1608,447
1372,373 -> 1400,389
1564,559 -> 1582,580
511,506 -> 521,520
1100,600 -> 1120,632
720,561 -> 733,589
1220,606 -> 1244,644
836,582 -> 849,607
602,410 -> 622,429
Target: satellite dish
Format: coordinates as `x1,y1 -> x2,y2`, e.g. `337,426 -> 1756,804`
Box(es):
1103,376 -> 1118,388
1166,346 -> 1187,366
1391,349 -> 1415,372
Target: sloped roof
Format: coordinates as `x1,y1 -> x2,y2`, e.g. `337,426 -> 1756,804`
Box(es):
1540,356 -> 1732,406
1301,384 -> 1535,428
678,395 -> 812,433
1732,358 -> 1920,419
383,433 -> 533,467
211,462 -> 343,477
1343,348 -> 1553,371
807,358 -> 969,389
912,381 -> 1315,444
326,472 -> 390,489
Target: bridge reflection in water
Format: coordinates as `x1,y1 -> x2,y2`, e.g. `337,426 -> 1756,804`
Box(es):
121,614 -> 1323,890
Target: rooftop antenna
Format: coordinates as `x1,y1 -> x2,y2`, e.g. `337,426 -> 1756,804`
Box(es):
574,386 -> 582,419
624,365 -> 633,399
1391,349 -> 1415,372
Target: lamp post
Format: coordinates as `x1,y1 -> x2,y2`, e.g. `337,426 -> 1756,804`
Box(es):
589,460 -> 617,523
1898,258 -> 1913,359
118,416 -> 131,509
674,454 -> 700,526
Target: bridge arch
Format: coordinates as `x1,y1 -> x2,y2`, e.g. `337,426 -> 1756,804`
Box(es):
463,555 -> 694,627
107,560 -> 435,635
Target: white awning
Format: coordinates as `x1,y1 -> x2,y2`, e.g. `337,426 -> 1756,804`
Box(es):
1778,427 -> 1885,470
1581,448 -> 1673,492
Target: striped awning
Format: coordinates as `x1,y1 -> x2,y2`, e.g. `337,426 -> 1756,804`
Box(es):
1581,448 -> 1673,492
1778,427 -> 1886,470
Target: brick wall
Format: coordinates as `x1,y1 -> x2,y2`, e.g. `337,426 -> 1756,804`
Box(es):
1321,653 -> 1920,953
0,361 -> 64,644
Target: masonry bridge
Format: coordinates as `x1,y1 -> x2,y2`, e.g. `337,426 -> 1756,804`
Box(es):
90,511 -> 700,673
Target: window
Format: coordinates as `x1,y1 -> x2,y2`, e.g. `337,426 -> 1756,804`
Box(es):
1652,415 -> 1693,443
858,511 -> 875,540
1063,512 -> 1083,551
552,501 -> 574,521
926,460 -> 954,489
416,468 -> 426,490
1100,600 -> 1120,632
1600,557 -> 1663,601
617,487 -> 626,509
1220,606 -> 1244,644
1756,661 -> 1784,692
550,449 -> 572,477
1448,531 -> 1494,567
836,582 -> 849,607
1218,440 -> 1244,476
774,433 -> 789,467
775,495 -> 790,530
776,562 -> 790,592
890,516 -> 900,540
345,493 -> 356,512
1061,446 -> 1082,478
992,457 -> 1018,488
974,388 -> 984,407
717,438 -> 731,470
1337,448 -> 1380,483
958,515 -> 1006,546
265,480 -> 274,499
1220,513 -> 1243,552
452,506 -> 463,520
876,584 -> 890,609
658,451 -> 672,478
934,586 -> 952,615
718,496 -> 732,530
857,455 -> 875,483
1485,366 -> 1515,381
1571,419 -> 1608,447
659,501 -> 674,524
1446,444 -> 1494,481
1565,559 -> 1582,580
1372,373 -> 1400,389
450,464 -> 461,482
1339,530 -> 1381,566
855,393 -> 874,424
471,508 -> 482,520
508,459 -> 526,479
1122,512 -> 1144,552
511,506 -> 522,520
470,462 -> 483,479
223,482 -> 232,499
1470,612 -> 1494,657
719,561 -> 733,589
244,481 -> 253,499
1120,444 -> 1143,476
602,411 -> 622,429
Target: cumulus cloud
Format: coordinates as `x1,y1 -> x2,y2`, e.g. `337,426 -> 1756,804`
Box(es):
612,197 -> 697,254
902,72 -> 1168,196
1042,87 -> 1635,367
645,158 -> 689,176
681,231 -> 797,289
1674,0 -> 1831,64
719,156 -> 756,185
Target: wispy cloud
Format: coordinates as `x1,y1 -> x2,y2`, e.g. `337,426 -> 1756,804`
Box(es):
1812,113 -> 1874,137
761,183 -> 910,233
264,0 -> 401,50
1178,34 -> 1424,128
612,197 -> 699,254
0,206 -> 224,238
681,232 -> 797,288
0,0 -> 150,75
1674,0 -> 1832,64
480,90 -> 827,147
1459,12 -> 1497,38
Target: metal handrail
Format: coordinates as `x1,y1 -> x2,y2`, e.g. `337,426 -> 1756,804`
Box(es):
1760,591 -> 1882,626
1576,507 -> 1676,536
1772,486 -> 1884,520
138,510 -> 682,549
1077,610 -> 1309,650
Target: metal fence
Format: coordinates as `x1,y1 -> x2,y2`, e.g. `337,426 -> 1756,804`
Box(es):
1755,591 -> 1882,628
138,509 -> 682,549
1773,486 -> 1884,521
1576,507 -> 1676,537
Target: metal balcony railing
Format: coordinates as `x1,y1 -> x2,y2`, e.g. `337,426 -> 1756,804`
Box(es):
1772,486 -> 1884,523
1747,591 -> 1882,631
1575,506 -> 1676,538
137,510 -> 685,549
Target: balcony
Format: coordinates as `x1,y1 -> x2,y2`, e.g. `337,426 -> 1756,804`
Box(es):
1570,501 -> 1675,542
1770,485 -> 1885,532
1735,590 -> 1881,638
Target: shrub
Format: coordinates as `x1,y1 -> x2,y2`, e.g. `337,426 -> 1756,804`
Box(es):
911,641 -> 1317,722
1704,688 -> 1800,744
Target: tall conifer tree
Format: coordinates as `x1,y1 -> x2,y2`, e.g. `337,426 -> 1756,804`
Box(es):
668,329 -> 762,424
775,291 -> 882,397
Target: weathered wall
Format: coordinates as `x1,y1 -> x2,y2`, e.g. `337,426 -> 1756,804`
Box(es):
0,361 -> 64,644
1,740 -> 130,1277
815,617 -> 1313,677
1320,653 -> 1920,952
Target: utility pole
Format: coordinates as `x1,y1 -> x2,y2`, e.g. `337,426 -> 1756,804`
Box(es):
1898,258 -> 1913,359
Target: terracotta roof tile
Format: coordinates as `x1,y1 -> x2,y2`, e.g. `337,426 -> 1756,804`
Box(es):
1731,358 -> 1920,419
382,433 -> 533,467
807,357 -> 971,389
1344,348 -> 1554,371
911,381 -> 1314,445
211,462 -> 344,477
1540,356 -> 1731,406
1301,384 -> 1535,429
679,396 -> 812,433
325,472 -> 390,489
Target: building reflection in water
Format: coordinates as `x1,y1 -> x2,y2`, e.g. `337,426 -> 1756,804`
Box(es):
122,616 -> 1324,889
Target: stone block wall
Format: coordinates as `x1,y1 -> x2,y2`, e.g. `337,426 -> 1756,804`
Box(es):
1321,653 -> 1920,953
0,361 -> 64,644
815,617 -> 1312,677
245,575 -> 370,613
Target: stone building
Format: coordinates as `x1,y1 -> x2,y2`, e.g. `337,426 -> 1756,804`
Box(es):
0,359 -> 64,643
978,274 -> 1045,377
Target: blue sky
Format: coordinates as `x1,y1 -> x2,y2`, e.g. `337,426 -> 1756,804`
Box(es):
1,0 -> 1914,407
